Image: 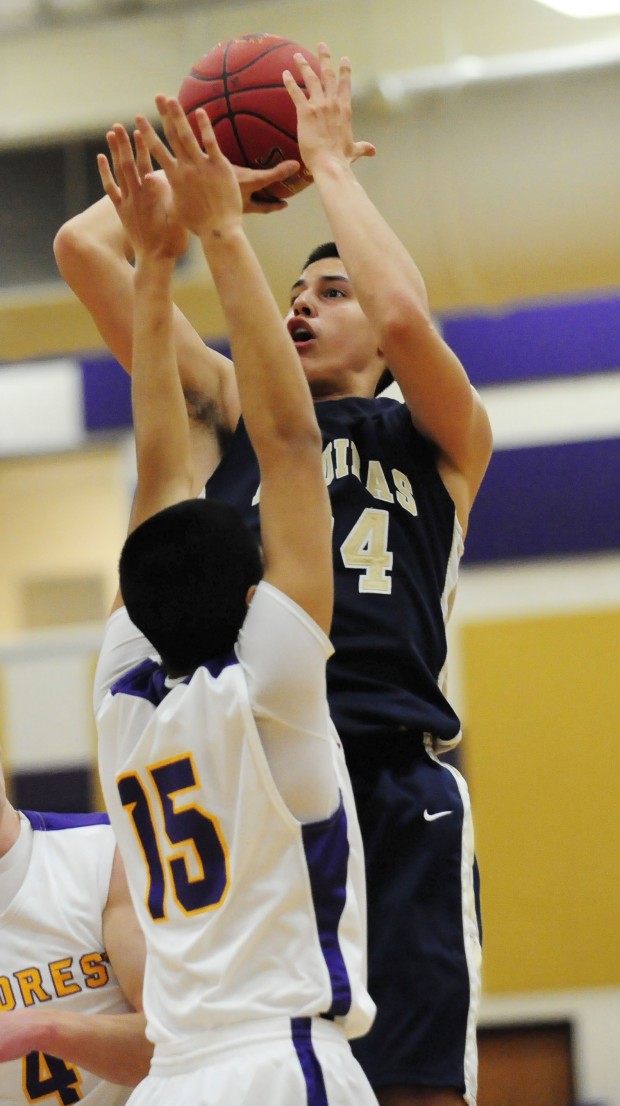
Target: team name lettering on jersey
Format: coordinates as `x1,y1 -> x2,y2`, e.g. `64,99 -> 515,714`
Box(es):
0,952 -> 110,1011
251,440 -> 418,517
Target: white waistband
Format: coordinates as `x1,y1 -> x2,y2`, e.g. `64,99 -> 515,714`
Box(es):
150,1016 -> 346,1075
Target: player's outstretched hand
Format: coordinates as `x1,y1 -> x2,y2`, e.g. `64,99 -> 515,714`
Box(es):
137,96 -> 248,240
97,125 -> 188,261
283,42 -> 376,175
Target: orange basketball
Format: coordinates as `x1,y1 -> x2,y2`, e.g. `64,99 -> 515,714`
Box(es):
178,33 -> 320,200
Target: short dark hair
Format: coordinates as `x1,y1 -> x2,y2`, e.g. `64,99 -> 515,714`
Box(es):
119,499 -> 263,674
300,242 -> 394,396
302,240 -> 341,270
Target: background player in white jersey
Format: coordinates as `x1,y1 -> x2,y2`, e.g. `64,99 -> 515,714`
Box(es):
92,97 -> 377,1106
0,756 -> 151,1104
55,45 -> 493,1106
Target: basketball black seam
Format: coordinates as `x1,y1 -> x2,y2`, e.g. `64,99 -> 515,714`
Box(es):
189,46 -> 298,84
190,38 -> 302,168
222,40 -> 297,78
185,84 -> 300,108
187,79 -> 300,92
222,39 -> 249,166
204,110 -> 296,144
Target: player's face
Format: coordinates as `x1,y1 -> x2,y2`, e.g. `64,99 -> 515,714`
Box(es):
285,258 -> 385,398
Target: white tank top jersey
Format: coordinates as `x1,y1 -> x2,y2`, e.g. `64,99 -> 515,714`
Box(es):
94,581 -> 375,1061
0,814 -> 133,1105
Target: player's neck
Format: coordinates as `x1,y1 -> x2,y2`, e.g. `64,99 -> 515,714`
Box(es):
310,379 -> 378,403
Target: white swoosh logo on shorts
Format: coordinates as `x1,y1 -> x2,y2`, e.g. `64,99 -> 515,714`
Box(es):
423,809 -> 453,821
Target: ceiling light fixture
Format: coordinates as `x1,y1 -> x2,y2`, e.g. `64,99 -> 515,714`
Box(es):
534,0 -> 620,16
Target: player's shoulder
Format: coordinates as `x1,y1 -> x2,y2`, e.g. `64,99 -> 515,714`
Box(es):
110,655 -> 165,702
21,811 -> 117,896
248,580 -> 332,650
22,811 -> 116,863
22,810 -> 111,832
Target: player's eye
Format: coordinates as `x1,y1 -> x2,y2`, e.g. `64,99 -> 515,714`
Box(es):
323,287 -> 346,298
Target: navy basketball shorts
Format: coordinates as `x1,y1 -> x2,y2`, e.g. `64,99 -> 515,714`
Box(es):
346,736 -> 482,1105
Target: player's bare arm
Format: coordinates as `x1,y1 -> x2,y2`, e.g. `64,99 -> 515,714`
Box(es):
140,97 -> 333,634
54,193 -> 235,491
98,124 -> 195,532
285,44 -> 493,527
53,190 -> 237,425
53,142 -> 299,477
0,1006 -> 150,1086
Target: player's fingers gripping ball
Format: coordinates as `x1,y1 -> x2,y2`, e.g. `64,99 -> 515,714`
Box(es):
178,33 -> 320,200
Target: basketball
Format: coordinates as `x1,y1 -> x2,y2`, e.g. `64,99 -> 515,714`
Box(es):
178,33 -> 321,200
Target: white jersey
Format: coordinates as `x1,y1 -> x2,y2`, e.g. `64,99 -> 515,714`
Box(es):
0,813 -> 133,1106
95,582 -> 375,1060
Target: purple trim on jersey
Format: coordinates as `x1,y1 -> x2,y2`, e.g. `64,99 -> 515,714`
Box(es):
111,651 -> 238,705
21,810 -> 110,831
301,797 -> 352,1019
291,1018 -> 329,1106
111,657 -> 173,704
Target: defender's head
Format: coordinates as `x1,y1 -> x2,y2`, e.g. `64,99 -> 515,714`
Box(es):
119,499 -> 263,676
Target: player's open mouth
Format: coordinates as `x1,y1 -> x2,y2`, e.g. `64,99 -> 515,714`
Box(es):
288,319 -> 316,346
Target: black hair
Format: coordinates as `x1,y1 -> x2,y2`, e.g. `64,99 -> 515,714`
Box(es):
119,498 -> 263,675
302,241 -> 342,271
300,241 -> 394,396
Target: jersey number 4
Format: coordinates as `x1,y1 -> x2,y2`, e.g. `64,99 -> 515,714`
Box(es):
24,1050 -> 81,1104
118,753 -> 230,921
340,508 -> 393,593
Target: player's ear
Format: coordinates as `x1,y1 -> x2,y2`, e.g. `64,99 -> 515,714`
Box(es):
245,584 -> 258,607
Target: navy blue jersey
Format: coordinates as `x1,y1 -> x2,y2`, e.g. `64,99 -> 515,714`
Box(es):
206,397 -> 462,750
